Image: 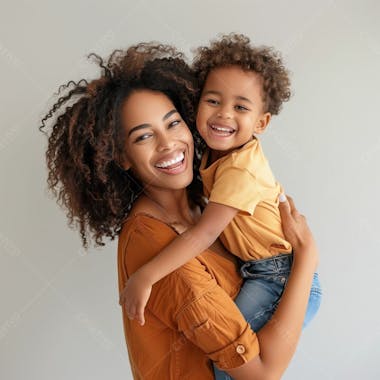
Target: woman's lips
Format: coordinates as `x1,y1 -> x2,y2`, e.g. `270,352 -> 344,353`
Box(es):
154,150 -> 187,175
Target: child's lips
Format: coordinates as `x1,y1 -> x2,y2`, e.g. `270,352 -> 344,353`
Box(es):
208,123 -> 236,137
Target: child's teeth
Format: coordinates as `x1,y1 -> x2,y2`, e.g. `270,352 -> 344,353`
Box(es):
212,125 -> 234,132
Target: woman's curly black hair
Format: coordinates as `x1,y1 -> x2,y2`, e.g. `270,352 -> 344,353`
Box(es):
39,43 -> 203,249
192,33 -> 292,115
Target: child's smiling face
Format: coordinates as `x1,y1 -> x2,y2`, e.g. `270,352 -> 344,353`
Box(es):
196,65 -> 271,155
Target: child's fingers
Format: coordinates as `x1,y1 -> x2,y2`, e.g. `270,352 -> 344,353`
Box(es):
119,287 -> 128,306
127,304 -> 137,320
136,305 -> 145,326
136,313 -> 145,326
119,293 -> 125,306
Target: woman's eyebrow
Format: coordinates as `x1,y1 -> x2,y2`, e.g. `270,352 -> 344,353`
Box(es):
128,109 -> 178,137
163,109 -> 178,121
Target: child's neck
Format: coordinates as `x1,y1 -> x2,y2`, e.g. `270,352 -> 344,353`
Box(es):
208,136 -> 257,165
209,149 -> 228,164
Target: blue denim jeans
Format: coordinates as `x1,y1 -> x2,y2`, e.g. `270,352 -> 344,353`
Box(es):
213,253 -> 322,380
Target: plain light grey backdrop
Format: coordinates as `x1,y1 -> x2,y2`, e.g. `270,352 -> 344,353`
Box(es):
1,0 -> 379,379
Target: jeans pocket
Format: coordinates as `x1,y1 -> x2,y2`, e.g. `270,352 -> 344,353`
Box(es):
273,273 -> 289,294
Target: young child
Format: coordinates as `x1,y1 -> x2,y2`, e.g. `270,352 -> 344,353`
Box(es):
120,34 -> 322,349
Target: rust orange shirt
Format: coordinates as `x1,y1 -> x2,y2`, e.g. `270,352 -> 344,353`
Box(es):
117,214 -> 260,379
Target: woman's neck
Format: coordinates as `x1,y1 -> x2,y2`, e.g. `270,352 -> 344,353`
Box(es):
134,187 -> 200,228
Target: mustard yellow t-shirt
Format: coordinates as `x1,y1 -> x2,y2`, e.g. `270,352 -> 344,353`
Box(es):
200,137 -> 292,261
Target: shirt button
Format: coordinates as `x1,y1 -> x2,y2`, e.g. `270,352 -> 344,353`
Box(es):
280,277 -> 286,283
236,344 -> 246,354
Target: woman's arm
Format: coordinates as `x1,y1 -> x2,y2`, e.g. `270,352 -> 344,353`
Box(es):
119,201 -> 238,325
226,195 -> 319,380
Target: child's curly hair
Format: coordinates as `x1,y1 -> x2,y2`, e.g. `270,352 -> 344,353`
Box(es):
39,43 -> 202,249
193,33 -> 291,115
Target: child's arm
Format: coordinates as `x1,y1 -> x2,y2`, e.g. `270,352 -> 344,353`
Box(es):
119,202 -> 238,325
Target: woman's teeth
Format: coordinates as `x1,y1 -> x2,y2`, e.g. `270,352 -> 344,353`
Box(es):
155,152 -> 185,168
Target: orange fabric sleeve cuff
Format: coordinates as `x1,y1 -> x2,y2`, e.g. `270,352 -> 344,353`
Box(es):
176,284 -> 260,371
208,322 -> 260,370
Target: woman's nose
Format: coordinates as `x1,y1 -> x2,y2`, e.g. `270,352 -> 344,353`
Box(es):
157,132 -> 176,151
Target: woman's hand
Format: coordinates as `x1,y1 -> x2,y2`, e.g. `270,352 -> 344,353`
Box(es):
118,271 -> 152,326
278,194 -> 319,268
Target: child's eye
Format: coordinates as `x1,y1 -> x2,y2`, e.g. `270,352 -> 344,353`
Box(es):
205,98 -> 219,106
235,105 -> 249,111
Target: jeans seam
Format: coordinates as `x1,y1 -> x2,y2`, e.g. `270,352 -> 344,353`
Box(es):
241,272 -> 290,280
248,303 -> 278,325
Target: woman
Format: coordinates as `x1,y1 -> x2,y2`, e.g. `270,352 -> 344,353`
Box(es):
40,43 -> 318,379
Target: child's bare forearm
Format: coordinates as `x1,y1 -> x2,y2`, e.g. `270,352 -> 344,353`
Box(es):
136,226 -> 216,285
135,202 -> 238,286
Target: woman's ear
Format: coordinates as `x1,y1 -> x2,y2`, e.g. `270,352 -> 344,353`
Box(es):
254,112 -> 271,134
122,161 -> 131,171
116,152 -> 132,171
122,157 -> 132,171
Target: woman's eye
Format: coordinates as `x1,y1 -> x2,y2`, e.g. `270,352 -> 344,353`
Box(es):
135,133 -> 152,142
169,119 -> 181,128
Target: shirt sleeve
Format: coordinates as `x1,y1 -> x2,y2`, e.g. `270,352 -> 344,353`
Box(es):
175,273 -> 260,370
209,164 -> 261,216
121,217 -> 260,370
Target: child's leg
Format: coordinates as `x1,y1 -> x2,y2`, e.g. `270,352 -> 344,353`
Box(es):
213,273 -> 323,380
236,271 -> 323,330
234,275 -> 288,330
303,272 -> 322,328
237,271 -> 323,330
213,255 -> 291,380
213,276 -> 288,380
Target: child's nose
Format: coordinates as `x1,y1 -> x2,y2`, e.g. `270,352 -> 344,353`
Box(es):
216,105 -> 233,119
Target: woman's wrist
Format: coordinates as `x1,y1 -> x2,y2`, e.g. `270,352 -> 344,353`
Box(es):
292,245 -> 318,271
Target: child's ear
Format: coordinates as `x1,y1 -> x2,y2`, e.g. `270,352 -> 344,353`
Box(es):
254,112 -> 271,134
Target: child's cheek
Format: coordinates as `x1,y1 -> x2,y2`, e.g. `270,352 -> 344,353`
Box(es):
195,110 -> 202,133
196,104 -> 208,126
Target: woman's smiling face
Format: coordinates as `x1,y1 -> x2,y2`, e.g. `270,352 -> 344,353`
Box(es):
121,90 -> 194,191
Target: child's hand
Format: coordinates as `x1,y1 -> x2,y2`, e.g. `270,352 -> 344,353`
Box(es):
118,272 -> 152,326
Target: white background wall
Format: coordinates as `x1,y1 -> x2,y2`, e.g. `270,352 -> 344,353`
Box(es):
1,1 -> 379,379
